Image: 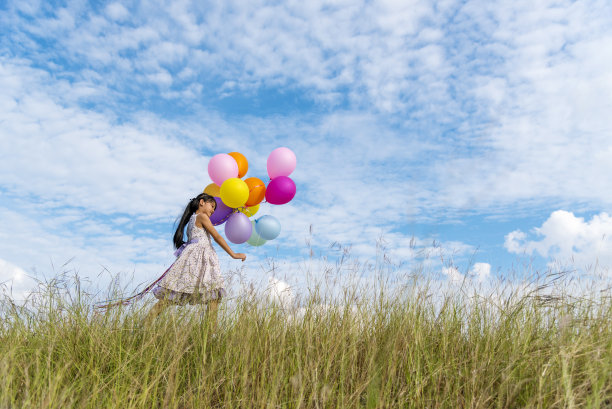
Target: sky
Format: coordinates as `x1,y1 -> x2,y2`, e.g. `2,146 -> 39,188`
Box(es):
1,0 -> 612,303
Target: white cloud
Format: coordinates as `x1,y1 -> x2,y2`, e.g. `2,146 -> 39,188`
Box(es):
441,262 -> 491,284
442,266 -> 465,283
146,41 -> 189,65
105,3 -> 129,22
147,69 -> 173,87
505,210 -> 612,272
472,262 -> 491,282
0,258 -> 38,301
267,277 -> 294,310
435,0 -> 612,212
504,230 -> 527,254
3,0 -> 453,113
0,58 -> 209,218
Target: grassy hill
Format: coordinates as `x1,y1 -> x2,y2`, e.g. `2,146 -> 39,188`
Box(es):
1,270 -> 611,408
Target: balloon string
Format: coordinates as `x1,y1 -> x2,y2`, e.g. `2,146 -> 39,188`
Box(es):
237,206 -> 259,217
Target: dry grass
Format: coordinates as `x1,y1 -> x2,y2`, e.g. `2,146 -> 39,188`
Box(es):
2,262 -> 612,409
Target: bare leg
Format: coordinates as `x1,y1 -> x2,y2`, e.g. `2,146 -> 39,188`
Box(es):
205,299 -> 220,332
144,300 -> 170,326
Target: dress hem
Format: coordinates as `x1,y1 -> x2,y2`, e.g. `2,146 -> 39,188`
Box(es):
152,285 -> 226,305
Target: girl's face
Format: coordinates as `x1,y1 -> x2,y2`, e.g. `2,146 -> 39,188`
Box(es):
200,199 -> 217,217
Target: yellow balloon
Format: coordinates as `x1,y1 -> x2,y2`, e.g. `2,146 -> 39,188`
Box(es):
220,178 -> 249,208
203,183 -> 220,197
239,204 -> 260,217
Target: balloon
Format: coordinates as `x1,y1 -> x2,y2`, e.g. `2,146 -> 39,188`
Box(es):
220,178 -> 249,208
208,154 -> 238,186
225,212 -> 252,244
267,147 -> 296,179
255,215 -> 281,240
247,221 -> 266,246
203,183 -> 220,197
245,177 -> 266,206
228,152 -> 248,178
265,176 -> 296,205
239,204 -> 260,217
209,197 -> 233,225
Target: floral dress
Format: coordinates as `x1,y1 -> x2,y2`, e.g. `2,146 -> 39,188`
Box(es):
153,213 -> 226,304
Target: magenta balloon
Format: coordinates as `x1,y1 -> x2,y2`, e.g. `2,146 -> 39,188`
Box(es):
225,212 -> 252,244
265,176 -> 296,205
208,153 -> 238,186
210,197 -> 233,225
267,147 -> 296,179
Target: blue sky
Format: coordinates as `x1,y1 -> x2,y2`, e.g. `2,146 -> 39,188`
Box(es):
1,0 -> 612,301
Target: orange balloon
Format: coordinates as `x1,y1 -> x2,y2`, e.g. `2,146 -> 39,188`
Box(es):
245,177 -> 266,206
228,152 -> 248,178
203,183 -> 220,197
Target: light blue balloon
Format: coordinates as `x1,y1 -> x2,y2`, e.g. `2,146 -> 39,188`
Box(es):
247,221 -> 267,247
255,215 -> 281,240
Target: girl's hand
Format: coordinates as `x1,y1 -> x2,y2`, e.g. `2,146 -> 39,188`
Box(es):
233,253 -> 246,262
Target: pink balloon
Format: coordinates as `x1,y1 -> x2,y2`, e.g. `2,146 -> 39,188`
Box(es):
225,212 -> 252,244
208,154 -> 239,186
265,176 -> 296,205
267,147 -> 296,179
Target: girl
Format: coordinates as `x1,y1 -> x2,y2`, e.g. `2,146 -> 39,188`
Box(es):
97,193 -> 246,330
145,193 -> 246,327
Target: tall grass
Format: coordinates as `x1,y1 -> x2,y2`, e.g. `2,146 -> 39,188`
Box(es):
2,263 -> 612,408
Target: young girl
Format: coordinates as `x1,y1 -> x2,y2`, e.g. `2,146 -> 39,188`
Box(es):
145,193 -> 246,327
97,193 -> 246,329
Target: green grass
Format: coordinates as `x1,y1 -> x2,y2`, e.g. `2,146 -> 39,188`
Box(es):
2,269 -> 612,408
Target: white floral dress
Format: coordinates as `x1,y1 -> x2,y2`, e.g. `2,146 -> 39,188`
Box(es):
153,213 -> 226,304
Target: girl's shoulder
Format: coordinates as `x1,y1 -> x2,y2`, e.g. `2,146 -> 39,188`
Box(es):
194,212 -> 208,221
194,212 -> 212,230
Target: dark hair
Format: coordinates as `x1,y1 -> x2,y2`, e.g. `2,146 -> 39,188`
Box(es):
173,193 -> 216,249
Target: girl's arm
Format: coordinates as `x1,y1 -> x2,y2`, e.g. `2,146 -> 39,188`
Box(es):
197,214 -> 246,261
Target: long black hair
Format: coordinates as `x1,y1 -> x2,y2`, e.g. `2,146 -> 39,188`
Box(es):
173,193 -> 216,249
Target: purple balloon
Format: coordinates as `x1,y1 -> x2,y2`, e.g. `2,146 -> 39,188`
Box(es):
225,212 -> 252,244
265,176 -> 296,205
210,197 -> 233,225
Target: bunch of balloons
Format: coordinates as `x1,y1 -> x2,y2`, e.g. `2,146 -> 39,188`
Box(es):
204,147 -> 297,246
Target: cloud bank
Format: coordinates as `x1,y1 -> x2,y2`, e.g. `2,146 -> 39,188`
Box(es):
505,210 -> 612,273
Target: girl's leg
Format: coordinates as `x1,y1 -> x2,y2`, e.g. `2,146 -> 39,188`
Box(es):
205,299 -> 220,332
144,300 -> 170,326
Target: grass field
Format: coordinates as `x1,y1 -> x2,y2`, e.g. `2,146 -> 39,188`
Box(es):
1,265 -> 612,408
